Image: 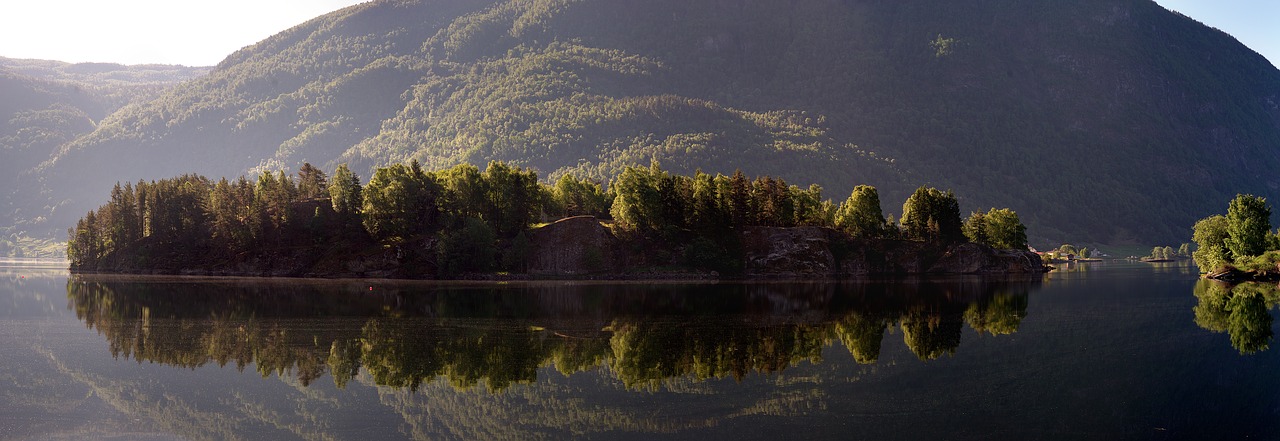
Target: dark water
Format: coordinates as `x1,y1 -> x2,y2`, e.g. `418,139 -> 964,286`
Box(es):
2,261 -> 1277,440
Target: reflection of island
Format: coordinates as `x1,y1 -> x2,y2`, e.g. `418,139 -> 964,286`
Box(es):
69,276 -> 1037,391
1193,280 -> 1275,354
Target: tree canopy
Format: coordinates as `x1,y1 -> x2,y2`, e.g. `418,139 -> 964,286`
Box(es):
68,160 -> 1031,277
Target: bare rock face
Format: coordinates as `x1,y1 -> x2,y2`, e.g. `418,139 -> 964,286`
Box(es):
743,226 -> 1046,277
929,242 -> 1046,274
528,216 -> 619,275
741,226 -> 838,277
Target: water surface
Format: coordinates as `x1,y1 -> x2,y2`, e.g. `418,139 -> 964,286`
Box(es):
1,261 -> 1276,440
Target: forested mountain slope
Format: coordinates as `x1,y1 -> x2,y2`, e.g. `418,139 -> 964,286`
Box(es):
0,59 -> 207,256
30,0 -> 1280,246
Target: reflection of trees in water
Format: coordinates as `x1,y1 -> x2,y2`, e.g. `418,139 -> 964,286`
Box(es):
1193,280 -> 1275,354
607,319 -> 828,389
68,276 -> 1037,391
835,313 -> 888,364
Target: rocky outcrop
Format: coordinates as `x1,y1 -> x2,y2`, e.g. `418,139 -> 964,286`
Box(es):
1205,267 -> 1280,284
742,226 -> 1047,277
928,242 -> 1048,274
527,216 -> 619,276
741,226 -> 837,277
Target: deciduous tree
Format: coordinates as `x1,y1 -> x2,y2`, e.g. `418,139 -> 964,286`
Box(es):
1225,194 -> 1271,259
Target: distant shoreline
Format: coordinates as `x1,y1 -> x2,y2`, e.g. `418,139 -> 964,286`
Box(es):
0,257 -> 69,267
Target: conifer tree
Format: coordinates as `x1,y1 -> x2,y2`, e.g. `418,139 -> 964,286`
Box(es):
297,162 -> 329,200
329,164 -> 364,223
900,186 -> 963,243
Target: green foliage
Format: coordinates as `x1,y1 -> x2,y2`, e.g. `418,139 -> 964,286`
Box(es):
835,185 -> 887,239
1224,250 -> 1280,274
965,208 -> 1027,250
207,177 -> 257,251
69,275 -> 1037,395
479,161 -> 543,239
328,164 -> 364,222
900,311 -> 962,361
436,217 -> 497,277
835,313 -> 887,364
1192,215 -> 1230,270
1192,195 -> 1278,272
608,163 -> 681,236
1150,247 -> 1166,260
15,0 -> 1280,253
68,174 -> 213,267
362,161 -> 440,243
1225,194 -> 1271,260
1227,287 -> 1273,354
930,34 -> 957,57
964,293 -> 1027,336
1183,280 -> 1280,355
296,163 -> 329,200
70,156 -> 1025,276
549,173 -> 611,218
900,186 -> 963,243
983,209 -> 1027,250
962,211 -> 987,246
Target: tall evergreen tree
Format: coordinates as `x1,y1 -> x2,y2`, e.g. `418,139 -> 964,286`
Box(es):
329,164 -> 364,223
297,162 -> 329,200
900,186 -> 963,243
962,211 -> 988,245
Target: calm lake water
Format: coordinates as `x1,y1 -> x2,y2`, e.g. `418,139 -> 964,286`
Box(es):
2,261 -> 1278,440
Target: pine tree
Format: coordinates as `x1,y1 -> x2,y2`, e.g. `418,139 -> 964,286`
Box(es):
328,164 -> 364,224
297,162 -> 329,200
900,186 -> 963,243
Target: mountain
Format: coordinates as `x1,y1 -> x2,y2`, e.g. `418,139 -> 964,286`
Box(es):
19,0 -> 1280,248
0,58 -> 208,256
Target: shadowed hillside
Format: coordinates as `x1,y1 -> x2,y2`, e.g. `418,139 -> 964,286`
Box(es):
0,58 -> 208,256
15,0 -> 1280,247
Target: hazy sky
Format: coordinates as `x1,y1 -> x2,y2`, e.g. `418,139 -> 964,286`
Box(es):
0,0 -> 367,66
0,0 -> 1276,67
1154,0 -> 1280,67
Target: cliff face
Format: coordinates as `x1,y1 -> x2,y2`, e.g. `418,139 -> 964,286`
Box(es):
527,216 -> 620,276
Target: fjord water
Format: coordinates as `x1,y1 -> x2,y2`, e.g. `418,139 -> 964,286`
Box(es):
2,261 -> 1277,440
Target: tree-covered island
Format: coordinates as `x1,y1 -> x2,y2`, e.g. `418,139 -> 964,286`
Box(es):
67,161 -> 1045,279
1192,194 -> 1280,283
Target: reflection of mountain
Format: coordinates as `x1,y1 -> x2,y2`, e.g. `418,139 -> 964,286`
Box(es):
1193,280 -> 1276,354
69,276 -> 1037,390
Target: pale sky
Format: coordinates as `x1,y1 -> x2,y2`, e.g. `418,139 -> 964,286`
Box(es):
0,0 -> 1276,67
1154,0 -> 1280,68
0,0 -> 367,66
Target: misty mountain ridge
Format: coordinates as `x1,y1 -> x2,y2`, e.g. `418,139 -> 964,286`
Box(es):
0,58 -> 208,256
6,0 -> 1280,251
